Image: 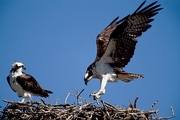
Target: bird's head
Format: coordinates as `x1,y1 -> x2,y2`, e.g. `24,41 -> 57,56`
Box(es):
84,65 -> 95,85
11,61 -> 26,72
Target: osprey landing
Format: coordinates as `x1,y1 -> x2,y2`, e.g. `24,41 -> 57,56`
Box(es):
7,62 -> 53,103
84,1 -> 162,100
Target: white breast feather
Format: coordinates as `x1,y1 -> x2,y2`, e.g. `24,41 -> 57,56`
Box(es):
96,62 -> 118,82
9,72 -> 31,98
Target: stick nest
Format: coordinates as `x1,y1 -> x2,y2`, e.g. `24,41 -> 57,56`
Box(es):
0,89 -> 175,120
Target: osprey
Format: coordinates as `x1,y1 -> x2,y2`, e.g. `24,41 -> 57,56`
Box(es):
84,1 -> 162,99
7,61 -> 53,102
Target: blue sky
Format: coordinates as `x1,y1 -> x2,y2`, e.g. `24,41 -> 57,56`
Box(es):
0,0 -> 179,119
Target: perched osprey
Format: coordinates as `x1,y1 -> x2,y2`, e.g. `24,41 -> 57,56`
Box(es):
84,1 -> 162,99
7,61 -> 53,103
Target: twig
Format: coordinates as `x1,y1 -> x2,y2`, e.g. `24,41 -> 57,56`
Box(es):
77,89 -> 84,99
77,89 -> 85,108
101,100 -> 110,119
56,98 -> 61,105
149,100 -> 159,110
40,99 -> 46,105
156,106 -> 176,120
134,96 -> 139,108
170,106 -> 175,117
103,101 -> 119,111
64,92 -> 70,104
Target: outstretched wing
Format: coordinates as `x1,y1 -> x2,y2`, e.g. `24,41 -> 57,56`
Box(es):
99,1 -> 162,67
16,73 -> 52,97
95,17 -> 121,61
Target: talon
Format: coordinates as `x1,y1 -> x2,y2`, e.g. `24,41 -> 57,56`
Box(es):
93,96 -> 98,100
90,93 -> 101,100
99,91 -> 104,95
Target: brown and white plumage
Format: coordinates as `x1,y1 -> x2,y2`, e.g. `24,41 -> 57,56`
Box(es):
84,1 -> 162,99
7,61 -> 53,102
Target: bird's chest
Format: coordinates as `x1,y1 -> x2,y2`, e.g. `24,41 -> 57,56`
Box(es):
96,63 -> 110,74
95,62 -> 118,82
96,62 -> 114,75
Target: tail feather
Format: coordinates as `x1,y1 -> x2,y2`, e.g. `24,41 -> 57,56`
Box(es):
39,89 -> 53,98
118,72 -> 144,83
44,89 -> 53,94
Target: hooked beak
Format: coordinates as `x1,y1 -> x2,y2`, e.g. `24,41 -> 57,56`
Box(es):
84,72 -> 90,85
23,66 -> 26,70
84,78 -> 88,85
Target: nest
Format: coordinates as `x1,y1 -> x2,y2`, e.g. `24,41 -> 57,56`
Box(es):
0,89 -> 175,120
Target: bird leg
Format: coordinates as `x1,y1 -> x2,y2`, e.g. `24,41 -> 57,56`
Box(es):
90,78 -> 107,100
20,98 -> 26,103
27,96 -> 33,104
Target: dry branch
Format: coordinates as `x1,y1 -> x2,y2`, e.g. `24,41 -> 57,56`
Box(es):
0,90 -> 175,120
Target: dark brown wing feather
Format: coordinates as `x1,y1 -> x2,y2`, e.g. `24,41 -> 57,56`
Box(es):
95,17 -> 121,61
96,1 -> 162,67
16,73 -> 53,97
6,76 -> 16,92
